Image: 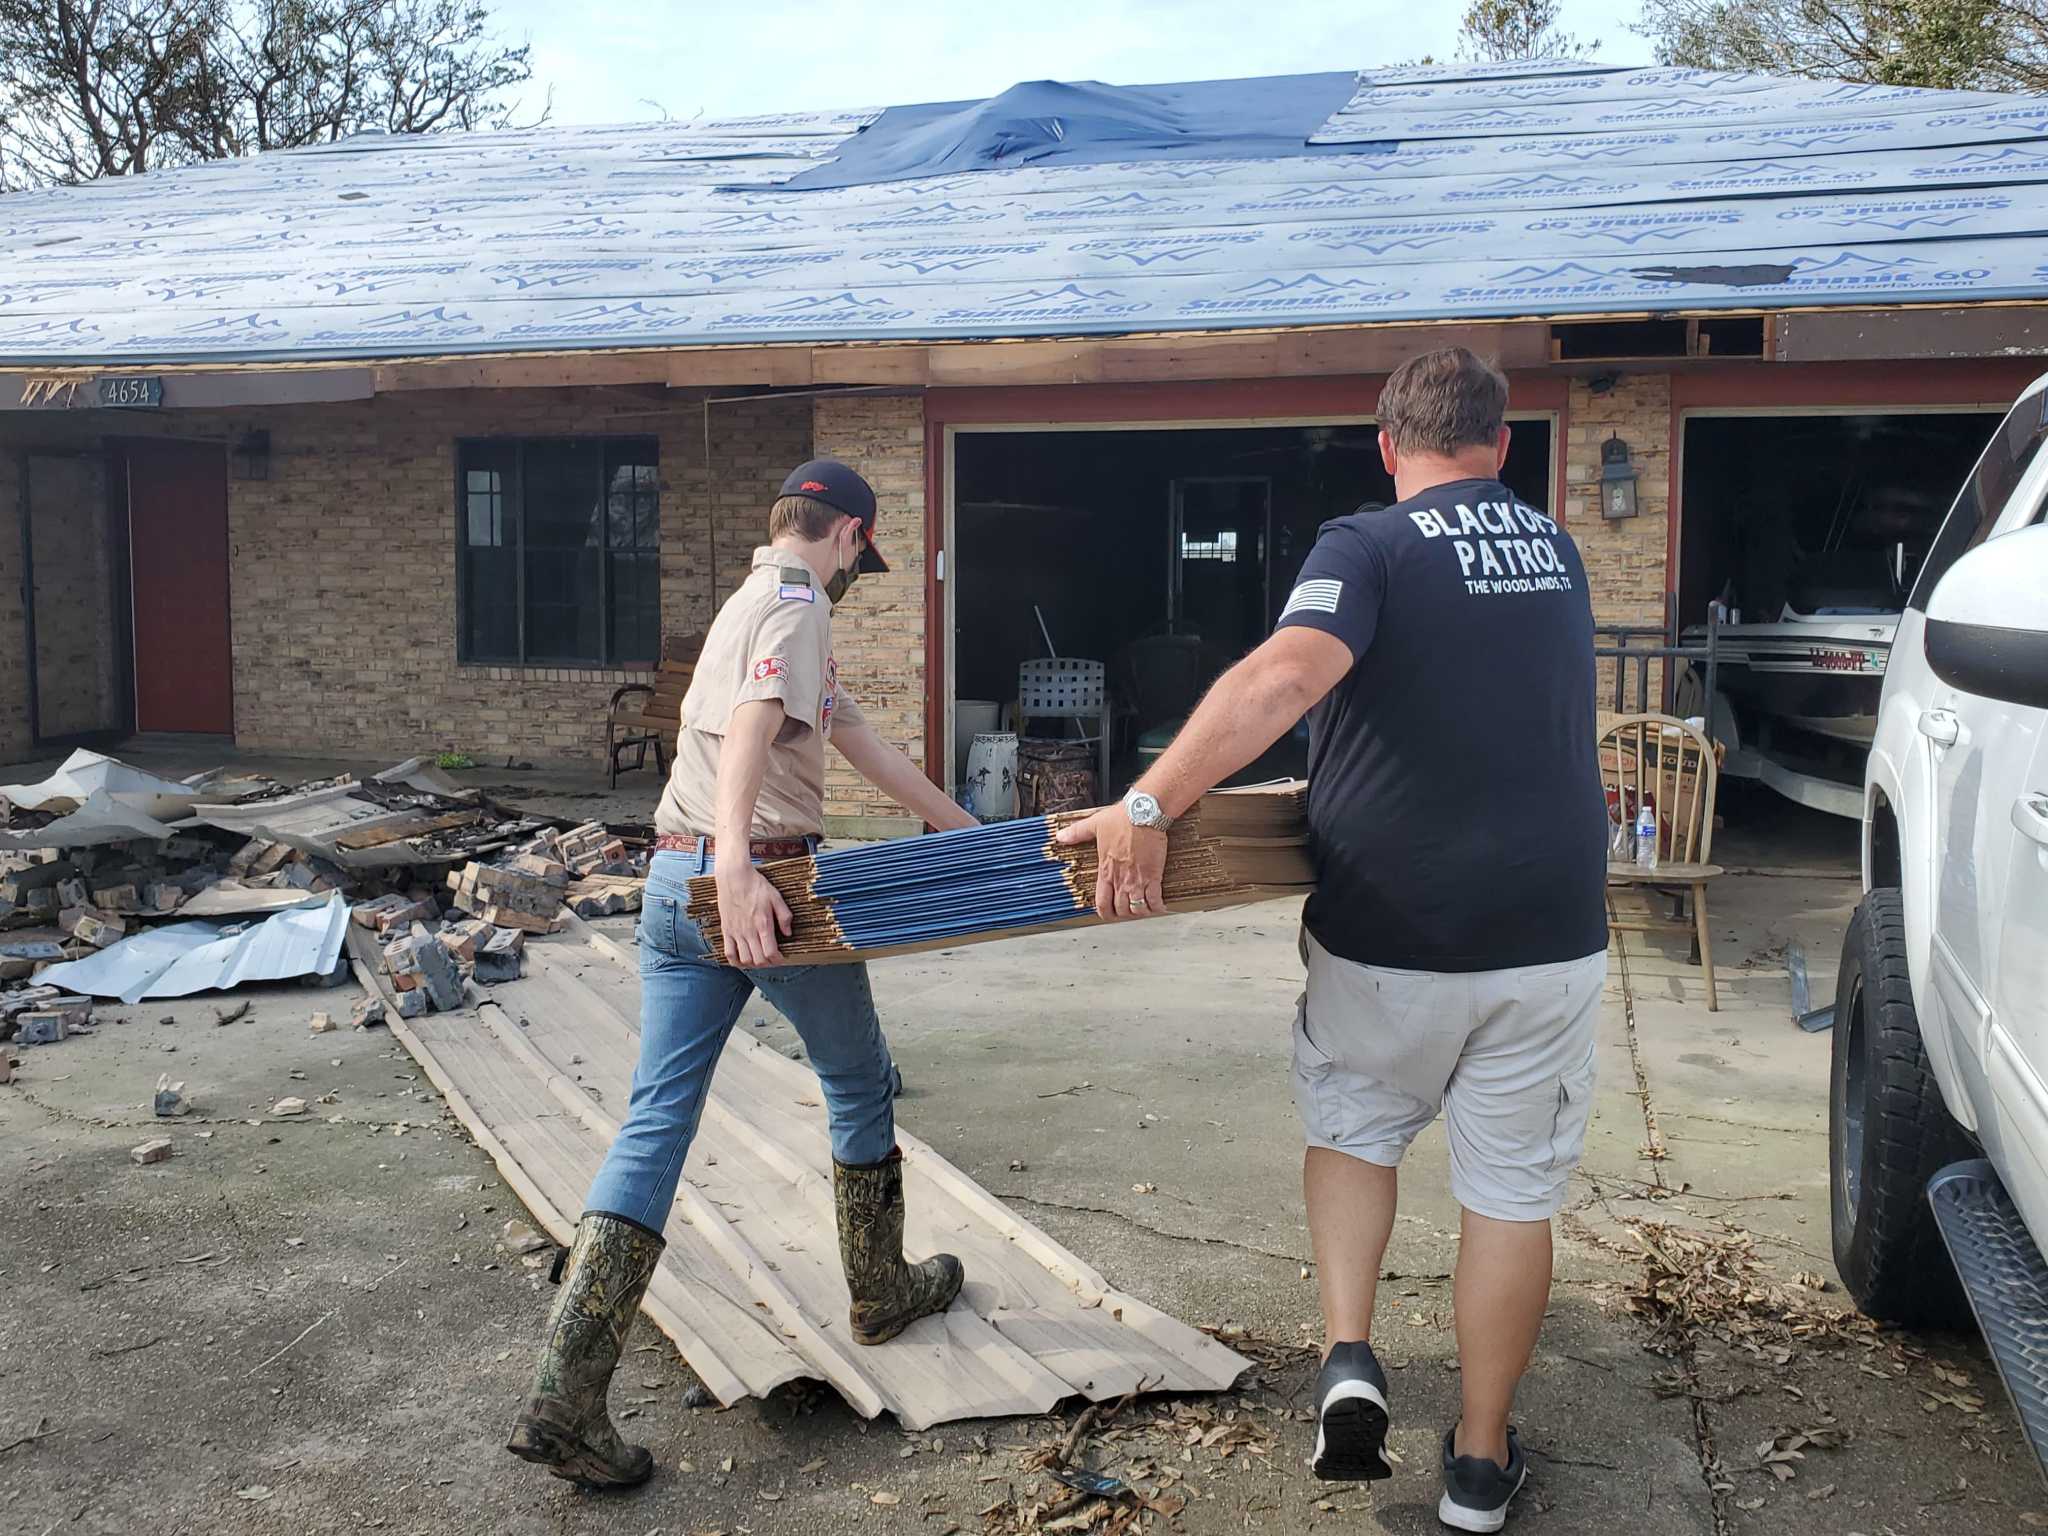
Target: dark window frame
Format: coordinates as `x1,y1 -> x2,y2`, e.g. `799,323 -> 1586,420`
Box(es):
454,434 -> 660,667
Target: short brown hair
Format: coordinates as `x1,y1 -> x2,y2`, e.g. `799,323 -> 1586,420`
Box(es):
1375,347 -> 1509,455
769,493 -> 844,542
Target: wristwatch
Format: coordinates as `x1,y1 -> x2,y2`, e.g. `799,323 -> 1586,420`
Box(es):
1122,789 -> 1172,831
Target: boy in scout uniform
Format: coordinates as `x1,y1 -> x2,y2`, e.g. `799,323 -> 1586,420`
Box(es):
509,461 -> 978,1489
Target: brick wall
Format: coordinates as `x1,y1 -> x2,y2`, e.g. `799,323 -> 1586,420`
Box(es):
0,387 -> 812,768
812,393 -> 929,839
1562,373 -> 1674,713
0,452 -> 27,760
24,453 -> 118,739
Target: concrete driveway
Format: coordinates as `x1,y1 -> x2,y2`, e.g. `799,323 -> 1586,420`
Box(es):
1,781 -> 2040,1535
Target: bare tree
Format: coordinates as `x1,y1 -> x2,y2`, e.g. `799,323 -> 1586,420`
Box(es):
1635,0 -> 2048,93
1457,0 -> 1601,61
0,0 -> 543,189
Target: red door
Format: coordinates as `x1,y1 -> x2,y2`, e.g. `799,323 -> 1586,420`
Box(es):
126,441 -> 233,734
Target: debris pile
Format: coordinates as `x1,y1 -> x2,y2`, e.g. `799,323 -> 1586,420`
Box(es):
0,756 -> 648,1040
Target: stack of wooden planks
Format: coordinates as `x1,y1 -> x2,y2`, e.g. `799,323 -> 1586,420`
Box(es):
688,783 -> 1312,965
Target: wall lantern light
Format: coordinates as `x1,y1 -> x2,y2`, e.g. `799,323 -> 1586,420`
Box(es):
1599,433 -> 1638,520
232,429 -> 271,481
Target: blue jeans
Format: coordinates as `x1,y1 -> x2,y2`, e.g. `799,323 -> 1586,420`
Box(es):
582,848 -> 897,1230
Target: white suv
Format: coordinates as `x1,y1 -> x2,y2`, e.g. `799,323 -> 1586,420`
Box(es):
1833,374 -> 2048,1467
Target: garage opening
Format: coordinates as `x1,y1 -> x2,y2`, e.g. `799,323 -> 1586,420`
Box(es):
1676,410 -> 2000,808
949,418 -> 1554,800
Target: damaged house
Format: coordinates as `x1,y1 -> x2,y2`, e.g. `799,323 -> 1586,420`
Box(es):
5,57 -> 2048,833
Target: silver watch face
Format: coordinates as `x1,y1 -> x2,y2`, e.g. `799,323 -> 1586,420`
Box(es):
1126,791 -> 1163,827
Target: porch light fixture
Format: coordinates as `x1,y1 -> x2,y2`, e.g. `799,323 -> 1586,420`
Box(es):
1599,433 -> 1638,520
232,429 -> 271,481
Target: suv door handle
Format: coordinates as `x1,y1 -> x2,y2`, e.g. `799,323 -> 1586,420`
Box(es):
2017,792 -> 2048,848
1918,709 -> 1961,747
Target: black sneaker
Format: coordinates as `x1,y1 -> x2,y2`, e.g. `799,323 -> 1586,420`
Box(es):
1310,1340 -> 1391,1481
1438,1425 -> 1526,1532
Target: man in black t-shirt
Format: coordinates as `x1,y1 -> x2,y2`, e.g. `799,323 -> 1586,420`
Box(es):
1061,348 -> 1607,1533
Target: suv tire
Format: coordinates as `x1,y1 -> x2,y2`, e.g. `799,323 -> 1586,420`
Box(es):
1830,890 -> 1974,1326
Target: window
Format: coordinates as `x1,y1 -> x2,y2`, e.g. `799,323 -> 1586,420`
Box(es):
1179,529 -> 1238,563
1909,390 -> 2048,610
457,437 -> 660,665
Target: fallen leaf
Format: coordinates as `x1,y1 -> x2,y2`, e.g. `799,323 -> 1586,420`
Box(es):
798,1458 -> 827,1475
871,1491 -> 902,1506
1132,1183 -> 1156,1195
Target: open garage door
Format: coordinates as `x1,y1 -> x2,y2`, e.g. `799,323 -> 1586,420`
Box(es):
1676,409 -> 2002,812
947,417 -> 1554,797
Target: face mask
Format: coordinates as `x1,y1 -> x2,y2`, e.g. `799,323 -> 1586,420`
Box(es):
825,526 -> 863,603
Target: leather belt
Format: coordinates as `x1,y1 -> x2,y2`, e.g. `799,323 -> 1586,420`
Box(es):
654,833 -> 815,860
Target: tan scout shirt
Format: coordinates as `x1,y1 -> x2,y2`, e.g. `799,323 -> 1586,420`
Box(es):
655,546 -> 864,840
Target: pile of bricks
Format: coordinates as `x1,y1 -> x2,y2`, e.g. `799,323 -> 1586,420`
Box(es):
445,856 -> 568,934
1,988 -> 92,1047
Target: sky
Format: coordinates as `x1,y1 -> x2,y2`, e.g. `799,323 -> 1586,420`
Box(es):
487,0 -> 1652,127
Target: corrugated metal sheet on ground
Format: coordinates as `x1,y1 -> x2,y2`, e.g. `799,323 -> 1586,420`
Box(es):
40,889 -> 348,1002
368,919 -> 1246,1428
6,59 -> 2048,364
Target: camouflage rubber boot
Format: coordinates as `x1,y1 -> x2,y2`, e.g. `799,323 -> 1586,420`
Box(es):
506,1212 -> 665,1488
834,1147 -> 966,1345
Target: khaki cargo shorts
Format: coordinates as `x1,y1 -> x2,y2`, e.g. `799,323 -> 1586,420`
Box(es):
1292,930 -> 1606,1222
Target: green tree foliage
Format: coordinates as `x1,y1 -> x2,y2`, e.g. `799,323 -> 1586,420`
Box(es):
0,0 -> 544,188
1458,0 -> 1601,61
1636,0 -> 2047,92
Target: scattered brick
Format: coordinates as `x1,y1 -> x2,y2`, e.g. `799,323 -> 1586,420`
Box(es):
130,1138 -> 174,1165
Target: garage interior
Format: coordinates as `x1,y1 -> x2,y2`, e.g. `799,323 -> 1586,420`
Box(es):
950,419 -> 1555,795
1674,410 -> 2001,794
1677,411 -> 2002,629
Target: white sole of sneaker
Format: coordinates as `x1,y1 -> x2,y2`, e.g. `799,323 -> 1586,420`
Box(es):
1436,1460 -> 1526,1532
1312,1378 -> 1391,1482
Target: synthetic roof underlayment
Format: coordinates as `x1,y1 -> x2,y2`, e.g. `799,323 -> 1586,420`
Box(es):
5,56 -> 2048,366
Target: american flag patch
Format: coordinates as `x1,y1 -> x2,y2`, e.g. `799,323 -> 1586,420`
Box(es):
1281,578 -> 1343,618
779,584 -> 816,603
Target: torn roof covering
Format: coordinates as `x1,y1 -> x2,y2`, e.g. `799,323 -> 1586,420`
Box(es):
5,57 -> 2048,366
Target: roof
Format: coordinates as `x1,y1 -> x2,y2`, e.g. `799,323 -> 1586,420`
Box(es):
5,56 -> 2048,367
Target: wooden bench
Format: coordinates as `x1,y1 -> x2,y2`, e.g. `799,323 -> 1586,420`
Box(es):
607,648 -> 700,787
1600,713 -> 1725,1010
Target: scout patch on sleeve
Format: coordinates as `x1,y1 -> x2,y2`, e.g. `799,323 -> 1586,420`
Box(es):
822,657 -> 839,736
779,584 -> 816,603
752,657 -> 789,682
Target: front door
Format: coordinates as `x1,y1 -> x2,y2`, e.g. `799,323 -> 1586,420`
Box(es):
126,441 -> 233,734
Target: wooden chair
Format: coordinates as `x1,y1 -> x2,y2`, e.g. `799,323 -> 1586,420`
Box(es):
606,641 -> 702,787
1599,713 -> 1725,1010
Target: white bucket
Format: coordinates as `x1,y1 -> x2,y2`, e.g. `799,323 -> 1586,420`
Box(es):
954,700 -> 1001,783
963,731 -> 1019,822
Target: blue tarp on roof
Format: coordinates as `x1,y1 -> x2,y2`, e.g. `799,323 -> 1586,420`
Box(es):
780,73 -> 1377,189
2,59 -> 2047,365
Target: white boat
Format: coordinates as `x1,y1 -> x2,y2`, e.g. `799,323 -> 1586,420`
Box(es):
1702,611 -> 1896,747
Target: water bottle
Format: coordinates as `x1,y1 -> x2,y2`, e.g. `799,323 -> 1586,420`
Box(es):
1635,800 -> 1659,871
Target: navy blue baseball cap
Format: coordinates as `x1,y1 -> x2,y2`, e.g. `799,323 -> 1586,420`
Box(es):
782,459 -> 889,573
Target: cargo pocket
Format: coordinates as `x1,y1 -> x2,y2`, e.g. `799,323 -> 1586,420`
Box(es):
1546,1044 -> 1598,1174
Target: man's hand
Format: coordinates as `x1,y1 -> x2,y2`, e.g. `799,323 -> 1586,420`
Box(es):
715,861 -> 793,967
1056,805 -> 1167,922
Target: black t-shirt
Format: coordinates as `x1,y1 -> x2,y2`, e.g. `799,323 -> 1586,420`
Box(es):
1275,477 -> 1608,973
